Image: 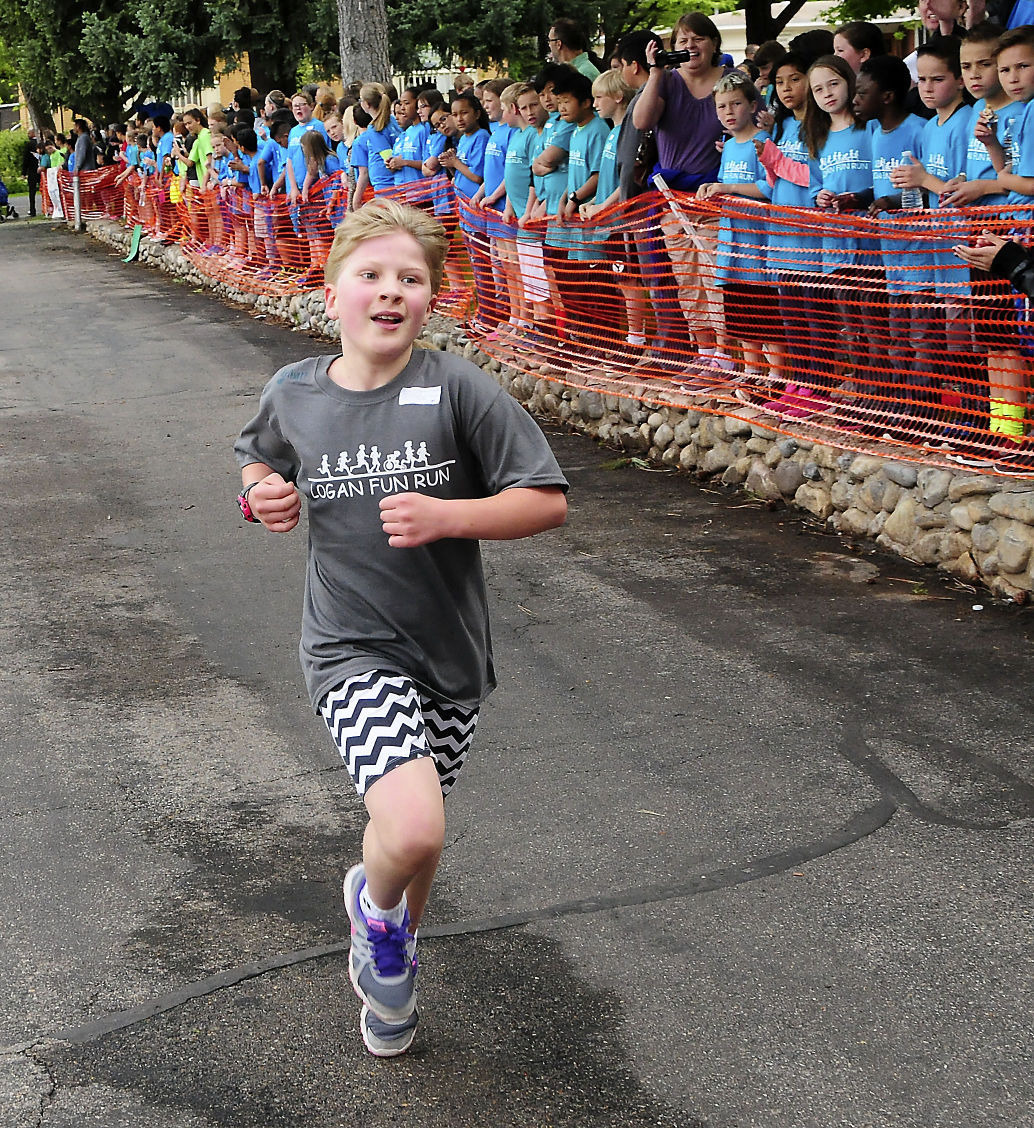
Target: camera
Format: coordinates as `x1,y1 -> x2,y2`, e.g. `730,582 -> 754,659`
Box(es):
654,49 -> 693,66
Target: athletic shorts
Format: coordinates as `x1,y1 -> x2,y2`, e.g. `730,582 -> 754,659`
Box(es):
320,671 -> 479,798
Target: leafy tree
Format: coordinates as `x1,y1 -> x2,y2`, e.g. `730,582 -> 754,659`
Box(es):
0,0 -> 340,126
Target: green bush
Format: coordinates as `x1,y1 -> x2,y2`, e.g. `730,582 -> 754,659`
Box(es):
0,131 -> 29,193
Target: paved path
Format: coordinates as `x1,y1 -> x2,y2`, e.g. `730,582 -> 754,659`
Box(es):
1,217 -> 1032,1128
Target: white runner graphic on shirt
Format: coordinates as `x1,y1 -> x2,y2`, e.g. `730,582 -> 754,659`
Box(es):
308,439 -> 456,499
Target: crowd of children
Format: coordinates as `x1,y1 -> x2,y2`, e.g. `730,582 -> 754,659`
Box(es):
50,18 -> 1034,469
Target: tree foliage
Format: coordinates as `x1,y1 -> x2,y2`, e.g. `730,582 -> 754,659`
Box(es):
0,0 -> 339,124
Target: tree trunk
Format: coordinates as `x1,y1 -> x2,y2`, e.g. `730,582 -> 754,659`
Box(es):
337,0 -> 391,86
247,53 -> 296,101
20,85 -> 56,135
741,0 -> 776,44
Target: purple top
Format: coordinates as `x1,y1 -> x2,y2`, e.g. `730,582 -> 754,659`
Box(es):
655,66 -> 728,180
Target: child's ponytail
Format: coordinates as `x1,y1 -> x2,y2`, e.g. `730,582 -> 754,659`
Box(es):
359,83 -> 392,133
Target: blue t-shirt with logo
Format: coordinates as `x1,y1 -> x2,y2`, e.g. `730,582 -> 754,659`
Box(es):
503,125 -> 535,218
287,119 -> 330,190
869,115 -> 930,293
356,126 -> 398,192
813,124 -> 872,274
715,132 -> 772,284
566,114 -> 611,259
966,98 -> 1025,207
482,121 -> 513,206
766,117 -> 823,276
919,103 -> 974,292
454,128 -> 489,199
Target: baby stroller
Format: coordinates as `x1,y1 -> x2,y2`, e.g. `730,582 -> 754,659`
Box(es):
0,175 -> 18,221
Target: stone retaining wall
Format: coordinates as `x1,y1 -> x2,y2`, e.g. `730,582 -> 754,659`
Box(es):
89,218 -> 1034,603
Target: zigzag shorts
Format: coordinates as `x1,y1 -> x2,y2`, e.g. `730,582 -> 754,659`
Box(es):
320,671 -> 479,798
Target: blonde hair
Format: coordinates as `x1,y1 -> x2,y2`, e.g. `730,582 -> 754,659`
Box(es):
500,82 -> 527,108
592,69 -> 635,101
359,82 -> 392,132
325,198 -> 448,295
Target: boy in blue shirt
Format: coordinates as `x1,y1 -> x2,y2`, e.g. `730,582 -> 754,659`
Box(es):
527,65 -> 576,338
941,24 -> 1032,458
553,68 -> 615,351
860,56 -> 938,428
890,38 -> 980,440
255,117 -> 292,272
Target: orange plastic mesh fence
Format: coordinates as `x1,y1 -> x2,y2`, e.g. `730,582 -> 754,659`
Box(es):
55,168 -> 1034,477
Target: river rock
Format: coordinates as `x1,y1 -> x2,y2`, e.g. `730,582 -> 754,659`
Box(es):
883,495 -> 918,545
884,462 -> 918,489
918,468 -> 952,508
988,491 -> 1034,526
795,483 -> 833,520
774,460 -> 807,498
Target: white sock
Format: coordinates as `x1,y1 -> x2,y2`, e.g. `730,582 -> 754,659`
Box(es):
360,884 -> 407,926
711,352 -> 736,371
626,332 -> 646,346
699,347 -> 715,356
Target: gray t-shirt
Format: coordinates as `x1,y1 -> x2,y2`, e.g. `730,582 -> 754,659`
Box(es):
234,348 -> 569,711
617,87 -> 647,202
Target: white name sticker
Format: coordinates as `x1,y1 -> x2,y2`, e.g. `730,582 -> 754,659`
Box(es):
399,386 -> 442,405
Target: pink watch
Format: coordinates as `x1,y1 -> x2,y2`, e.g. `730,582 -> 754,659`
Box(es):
237,482 -> 261,523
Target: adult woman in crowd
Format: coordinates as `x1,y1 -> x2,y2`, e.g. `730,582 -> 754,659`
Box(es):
632,11 -> 734,375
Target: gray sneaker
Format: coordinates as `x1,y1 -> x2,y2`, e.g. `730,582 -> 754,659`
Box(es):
360,1004 -> 419,1057
343,864 -> 417,1023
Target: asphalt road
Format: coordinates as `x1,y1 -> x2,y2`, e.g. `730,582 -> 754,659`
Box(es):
1,216 -> 1033,1128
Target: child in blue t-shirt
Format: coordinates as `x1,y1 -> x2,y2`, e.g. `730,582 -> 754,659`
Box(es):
941,25 -> 1032,456
254,118 -> 291,271
495,83 -> 536,333
472,80 -> 513,212
228,127 -> 262,266
579,69 -> 646,351
890,39 -> 980,441
352,84 -> 401,208
512,86 -> 554,333
285,92 -> 331,210
969,27 -> 1034,462
387,88 -> 428,193
439,91 -> 492,327
697,73 -> 782,390
526,70 -> 574,334
755,52 -> 826,411
800,54 -> 874,414
858,55 -> 939,428
473,80 -> 516,329
549,69 -> 617,350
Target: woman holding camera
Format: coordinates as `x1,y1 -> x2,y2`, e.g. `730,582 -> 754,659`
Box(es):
632,12 -> 734,377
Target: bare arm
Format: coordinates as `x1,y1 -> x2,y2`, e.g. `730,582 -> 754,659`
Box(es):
530,144 -> 567,176
632,42 -> 666,131
378,486 -> 567,548
240,463 -> 302,533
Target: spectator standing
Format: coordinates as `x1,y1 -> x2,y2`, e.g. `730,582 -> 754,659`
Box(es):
72,119 -> 98,174
633,13 -> 735,375
548,18 -> 602,79
21,128 -> 40,217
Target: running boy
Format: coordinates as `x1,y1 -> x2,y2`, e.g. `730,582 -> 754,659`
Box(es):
233,199 -> 568,1058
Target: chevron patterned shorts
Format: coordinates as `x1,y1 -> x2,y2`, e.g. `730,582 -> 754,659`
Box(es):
320,671 -> 479,798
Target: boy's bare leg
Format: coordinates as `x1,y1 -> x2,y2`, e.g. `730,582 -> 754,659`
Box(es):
362,756 -> 445,929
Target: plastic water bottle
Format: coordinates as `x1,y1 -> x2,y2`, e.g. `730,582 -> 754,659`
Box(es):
900,151 -> 923,211
1002,121 -> 1015,168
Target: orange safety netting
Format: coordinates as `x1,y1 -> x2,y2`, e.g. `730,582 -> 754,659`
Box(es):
53,167 -> 1034,476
